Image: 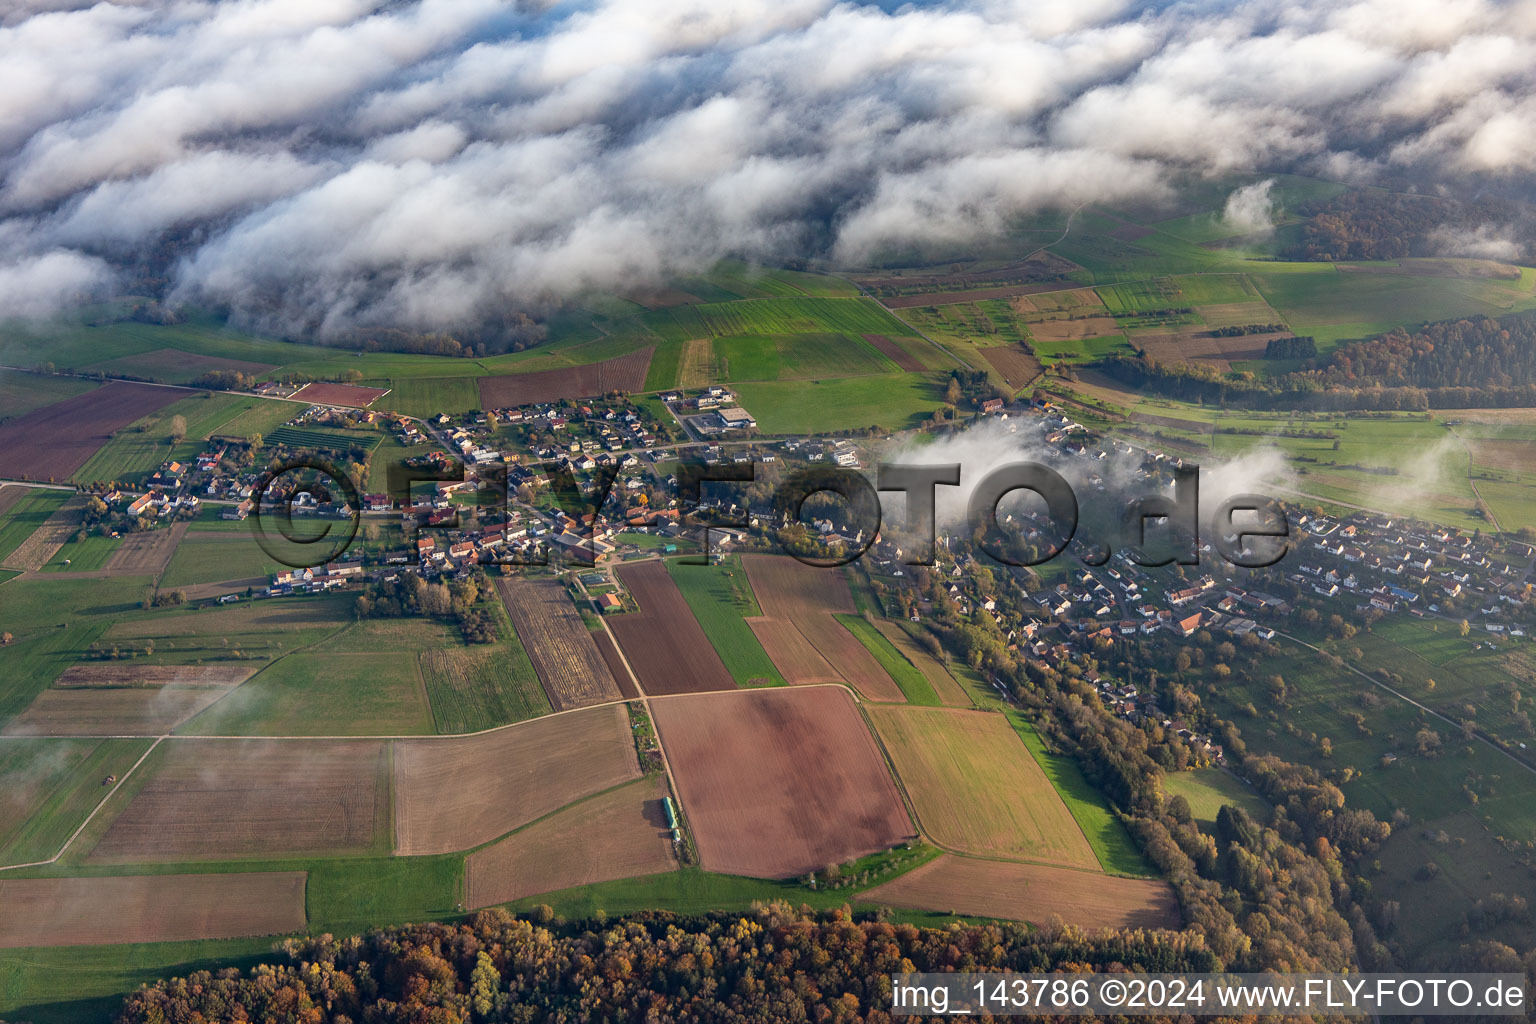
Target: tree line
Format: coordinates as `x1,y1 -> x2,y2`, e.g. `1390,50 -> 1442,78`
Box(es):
118,904 -> 1228,1023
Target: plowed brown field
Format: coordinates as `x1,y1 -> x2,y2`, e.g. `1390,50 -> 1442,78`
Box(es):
393,703 -> 639,855
608,562 -> 735,695
290,382 -> 389,407
0,381 -> 181,481
0,872 -> 306,947
862,855 -> 1180,930
495,577 -> 621,710
651,687 -> 912,878
478,348 -> 653,408
89,739 -> 388,861
742,555 -> 902,701
466,775 -> 675,908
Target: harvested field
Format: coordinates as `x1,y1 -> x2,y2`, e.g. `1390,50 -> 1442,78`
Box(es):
857,252 -> 1076,297
1129,410 -> 1212,433
1467,439 -> 1536,474
746,616 -> 841,684
1110,222 -> 1154,241
742,555 -> 903,701
593,631 -> 641,698
393,703 -> 639,856
677,337 -> 716,388
652,687 -> 912,878
622,287 -> 703,309
467,775 -> 675,908
0,872 -> 306,948
290,381 -> 389,408
861,334 -> 924,372
2,497 -> 83,571
862,855 -> 1180,930
495,577 -> 621,710
0,485 -> 28,517
417,643 -> 550,734
181,576 -> 267,601
1193,300 -> 1283,330
105,519 -> 188,574
979,345 -> 1043,389
883,281 -> 1069,309
4,676 -> 253,736
1026,315 -> 1122,342
89,739 -> 388,861
91,348 -> 275,382
868,706 -> 1098,867
873,622 -> 970,706
106,598 -> 353,639
0,381 -> 182,481
53,664 -> 255,688
1010,288 -> 1103,314
1136,328 -> 1285,372
478,348 -> 653,408
608,562 -> 735,695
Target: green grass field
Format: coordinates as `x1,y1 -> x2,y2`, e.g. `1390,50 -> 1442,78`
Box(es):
1032,334 -> 1133,365
70,392 -> 270,486
0,738 -> 154,865
1194,641 -> 1536,843
159,529 -> 347,588
178,627 -> 434,736
693,296 -> 914,337
1161,768 -> 1270,830
0,372 -> 99,424
42,532 -> 121,573
664,557 -> 784,687
1006,712 -> 1157,877
731,373 -> 945,433
418,603 -> 551,733
373,376 -> 479,418
713,332 -> 896,381
205,399 -> 297,440
0,489 -> 71,566
837,614 -> 940,705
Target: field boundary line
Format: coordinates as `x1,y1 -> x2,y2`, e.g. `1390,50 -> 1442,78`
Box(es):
857,703 -> 927,847
0,736 -> 163,873
28,682 -> 870,741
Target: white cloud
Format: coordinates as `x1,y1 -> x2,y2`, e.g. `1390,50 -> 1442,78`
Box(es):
1222,178 -> 1279,237
0,0 -> 1531,328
